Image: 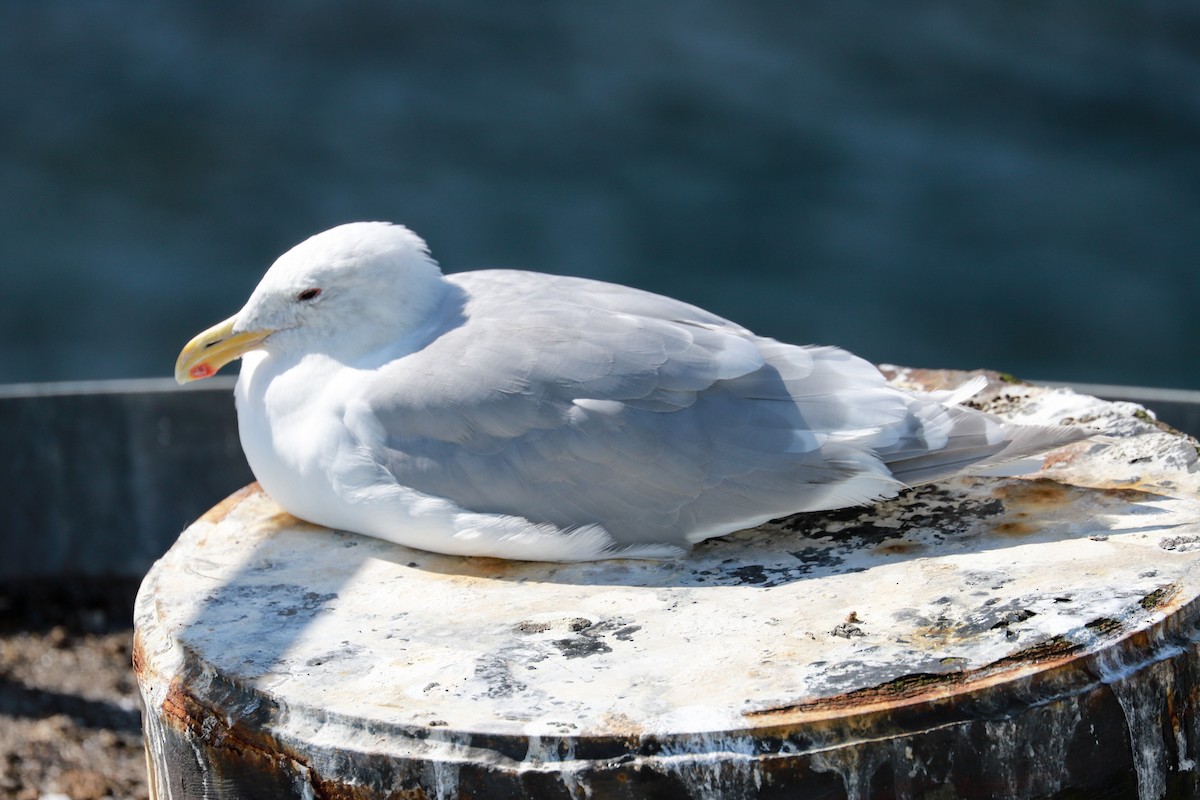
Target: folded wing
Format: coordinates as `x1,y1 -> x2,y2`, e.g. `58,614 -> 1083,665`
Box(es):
343,271 -> 1083,549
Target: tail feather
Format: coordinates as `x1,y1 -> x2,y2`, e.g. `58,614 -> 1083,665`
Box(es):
879,383 -> 1089,486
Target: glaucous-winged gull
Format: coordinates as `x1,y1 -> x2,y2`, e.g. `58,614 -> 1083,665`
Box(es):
176,222 -> 1085,560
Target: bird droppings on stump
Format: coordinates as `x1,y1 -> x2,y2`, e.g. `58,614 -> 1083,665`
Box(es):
137,371 -> 1200,799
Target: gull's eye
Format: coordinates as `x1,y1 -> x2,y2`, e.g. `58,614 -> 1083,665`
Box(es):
296,288 -> 322,302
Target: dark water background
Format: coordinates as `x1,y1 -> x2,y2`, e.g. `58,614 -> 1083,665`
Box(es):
2,2 -> 1198,387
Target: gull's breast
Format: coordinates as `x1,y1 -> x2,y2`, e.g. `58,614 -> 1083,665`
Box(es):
235,353 -> 361,530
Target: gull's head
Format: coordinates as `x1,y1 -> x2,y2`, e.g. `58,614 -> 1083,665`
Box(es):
175,222 -> 445,383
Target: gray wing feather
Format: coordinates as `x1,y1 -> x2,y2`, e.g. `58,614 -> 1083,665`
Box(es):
345,272 -> 907,545
879,407 -> 1083,484
346,270 -> 1083,548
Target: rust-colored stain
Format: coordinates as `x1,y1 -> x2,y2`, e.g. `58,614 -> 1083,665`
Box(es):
598,711 -> 646,739
992,477 -> 1169,514
132,632 -> 146,678
992,520 -> 1037,536
1101,484 -> 1172,502
200,483 -> 263,525
992,478 -> 1080,509
1041,446 -> 1086,470
260,509 -> 309,532
1059,479 -> 1170,502
874,540 -> 924,555
455,554 -> 531,580
201,484 -> 318,538
158,679 -> 430,800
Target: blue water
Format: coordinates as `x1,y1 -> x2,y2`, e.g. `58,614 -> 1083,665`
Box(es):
2,2 -> 1198,387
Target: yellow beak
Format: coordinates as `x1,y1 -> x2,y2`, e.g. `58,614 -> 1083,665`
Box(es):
175,315 -> 273,384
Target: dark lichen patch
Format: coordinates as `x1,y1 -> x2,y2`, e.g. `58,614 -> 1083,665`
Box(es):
725,565 -> 772,585
1085,617 -> 1123,636
908,615 -> 962,645
570,618 -> 613,635
988,609 -> 1037,631
967,389 -> 1037,416
473,655 -> 527,698
889,607 -> 921,624
721,564 -> 813,588
962,571 -> 1013,590
984,635 -> 1081,671
903,598 -> 1041,645
534,617 -> 639,659
788,549 -> 845,570
278,591 -> 338,617
612,625 -> 641,641
1139,584 -> 1179,612
875,672 -> 953,695
789,671 -> 955,713
1131,407 -> 1183,435
774,502 -> 882,532
304,643 -> 365,668
690,559 -> 837,588
553,637 -> 613,659
199,585 -> 338,622
777,484 -> 1006,556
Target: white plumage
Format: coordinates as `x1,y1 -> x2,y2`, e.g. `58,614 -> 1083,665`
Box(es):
176,222 -> 1086,561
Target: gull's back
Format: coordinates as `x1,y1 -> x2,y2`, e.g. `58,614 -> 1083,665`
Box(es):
346,269 -> 1084,551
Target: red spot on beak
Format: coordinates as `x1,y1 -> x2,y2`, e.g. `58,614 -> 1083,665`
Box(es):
190,363 -> 215,380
